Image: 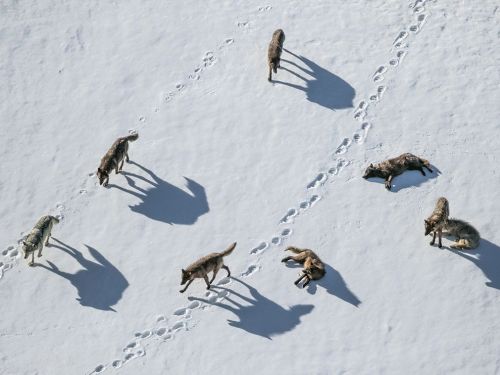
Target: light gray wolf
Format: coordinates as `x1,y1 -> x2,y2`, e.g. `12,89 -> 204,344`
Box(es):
282,246 -> 325,288
425,197 -> 450,248
180,242 -> 237,293
97,132 -> 139,186
268,29 -> 285,81
22,215 -> 59,266
363,152 -> 433,190
443,218 -> 480,250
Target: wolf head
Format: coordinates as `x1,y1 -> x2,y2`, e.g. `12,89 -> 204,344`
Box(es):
22,241 -> 34,258
424,219 -> 435,236
180,269 -> 192,285
97,168 -> 109,186
363,163 -> 383,179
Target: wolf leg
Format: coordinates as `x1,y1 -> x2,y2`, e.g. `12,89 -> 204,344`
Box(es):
119,158 -> 125,172
222,265 -> 231,277
430,231 -> 436,246
438,229 -> 443,248
38,246 -> 43,258
268,65 -> 272,81
125,152 -> 130,163
179,279 -> 194,293
302,276 -> 311,288
204,274 -> 211,289
385,175 -> 393,190
30,252 -> 35,266
418,166 -> 426,176
294,273 -> 307,285
209,268 -> 219,284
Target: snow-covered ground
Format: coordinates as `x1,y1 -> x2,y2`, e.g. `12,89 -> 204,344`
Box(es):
1,0 -> 499,374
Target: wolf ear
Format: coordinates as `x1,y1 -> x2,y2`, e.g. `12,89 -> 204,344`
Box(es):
182,269 -> 186,274
424,219 -> 429,225
369,163 -> 373,167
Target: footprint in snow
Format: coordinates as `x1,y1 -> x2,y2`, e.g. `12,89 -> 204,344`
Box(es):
280,208 -> 298,224
307,172 -> 327,189
240,264 -> 260,277
250,242 -> 268,255
393,31 -> 409,46
335,138 -> 352,155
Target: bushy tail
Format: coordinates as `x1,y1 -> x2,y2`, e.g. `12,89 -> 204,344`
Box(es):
285,246 -> 304,254
126,132 -> 139,142
221,242 -> 237,257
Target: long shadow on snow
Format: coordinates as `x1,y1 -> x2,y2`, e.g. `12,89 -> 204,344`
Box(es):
37,238 -> 128,311
364,164 -> 441,192
444,239 -> 500,290
109,161 -> 209,225
188,277 -> 314,339
273,49 -> 355,111
285,262 -> 361,307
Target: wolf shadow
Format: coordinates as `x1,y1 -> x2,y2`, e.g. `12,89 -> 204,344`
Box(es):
188,277 -> 314,339
38,239 -> 129,311
445,239 -> 500,290
285,262 -> 361,307
109,161 -> 209,225
273,49 -> 355,111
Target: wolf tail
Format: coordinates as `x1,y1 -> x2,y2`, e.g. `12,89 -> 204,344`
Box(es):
221,242 -> 237,257
285,246 -> 304,254
125,132 -> 139,142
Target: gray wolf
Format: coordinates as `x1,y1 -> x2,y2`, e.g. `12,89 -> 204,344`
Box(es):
282,246 -> 325,288
363,152 -> 433,190
180,242 -> 237,293
443,218 -> 480,250
22,215 -> 59,266
425,197 -> 449,248
97,132 -> 139,186
268,29 -> 285,81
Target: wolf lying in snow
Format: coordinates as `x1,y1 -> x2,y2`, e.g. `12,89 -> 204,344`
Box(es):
425,197 -> 450,248
363,152 -> 433,190
97,132 -> 139,187
22,215 -> 59,266
282,246 -> 325,288
443,218 -> 480,250
180,242 -> 237,293
268,29 -> 285,81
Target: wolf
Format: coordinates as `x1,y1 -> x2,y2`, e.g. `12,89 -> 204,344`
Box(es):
180,242 -> 237,293
97,132 -> 139,186
425,197 -> 450,248
363,152 -> 433,190
443,218 -> 480,250
281,246 -> 325,288
22,215 -> 59,266
267,29 -> 285,81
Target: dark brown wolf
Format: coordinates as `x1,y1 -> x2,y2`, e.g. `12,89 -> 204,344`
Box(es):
97,132 -> 139,186
282,246 -> 325,288
425,197 -> 449,248
363,152 -> 433,190
180,242 -> 237,293
268,29 -> 285,81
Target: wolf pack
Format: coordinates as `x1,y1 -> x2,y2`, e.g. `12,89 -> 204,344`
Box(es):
21,29 -> 480,297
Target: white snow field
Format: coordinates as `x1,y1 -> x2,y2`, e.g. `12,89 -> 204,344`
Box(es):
1,0 -> 500,374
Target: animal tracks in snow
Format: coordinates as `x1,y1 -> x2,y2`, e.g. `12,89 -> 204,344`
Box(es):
90,2 -> 436,373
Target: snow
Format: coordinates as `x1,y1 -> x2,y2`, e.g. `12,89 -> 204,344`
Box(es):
1,0 -> 500,374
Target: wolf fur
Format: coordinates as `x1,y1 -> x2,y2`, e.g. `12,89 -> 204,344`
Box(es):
443,218 -> 480,250
363,152 -> 433,190
97,132 -> 139,186
180,242 -> 237,293
425,197 -> 450,248
281,246 -> 325,288
22,215 -> 59,266
267,29 -> 285,81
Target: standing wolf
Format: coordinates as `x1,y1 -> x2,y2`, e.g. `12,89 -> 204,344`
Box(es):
180,242 -> 237,293
425,197 -> 450,248
282,246 -> 325,288
97,132 -> 139,186
363,152 -> 433,190
22,215 -> 59,266
443,219 -> 480,250
267,29 -> 285,81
